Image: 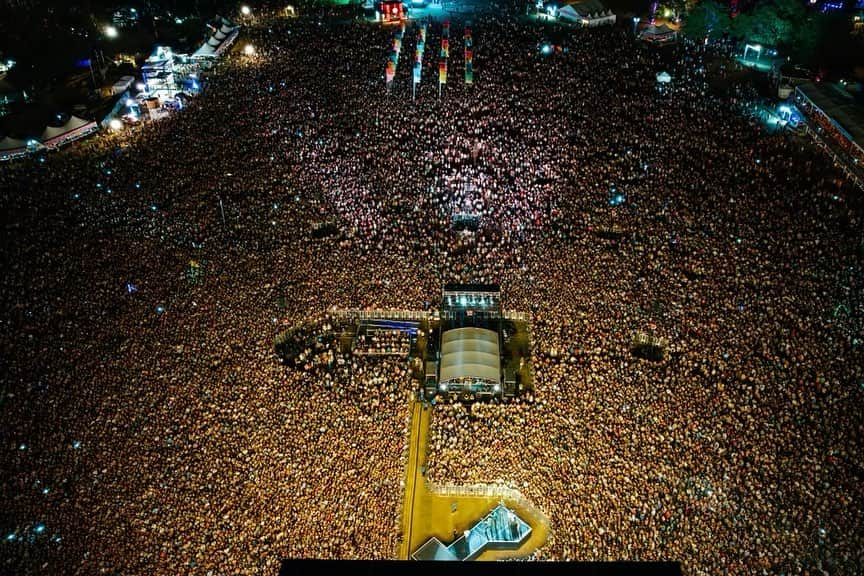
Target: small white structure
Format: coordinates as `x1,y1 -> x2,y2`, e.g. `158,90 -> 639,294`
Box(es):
555,0 -> 616,26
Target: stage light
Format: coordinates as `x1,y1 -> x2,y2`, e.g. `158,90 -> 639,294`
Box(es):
493,384 -> 501,392
439,383 -> 448,391
104,25 -> 118,39
241,5 -> 251,15
244,44 -> 256,55
34,524 -> 45,534
135,82 -> 146,91
109,119 -> 123,130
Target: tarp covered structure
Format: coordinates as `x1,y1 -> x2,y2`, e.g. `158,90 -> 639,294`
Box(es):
0,135 -> 28,161
439,327 -> 501,385
639,24 -> 678,43
556,0 -> 616,26
796,82 -> 864,153
192,17 -> 239,59
40,115 -> 99,149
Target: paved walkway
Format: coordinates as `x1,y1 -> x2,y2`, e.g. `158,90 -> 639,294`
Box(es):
399,399 -> 550,560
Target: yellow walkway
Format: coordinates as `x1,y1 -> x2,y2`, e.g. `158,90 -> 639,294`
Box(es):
399,400 -> 550,560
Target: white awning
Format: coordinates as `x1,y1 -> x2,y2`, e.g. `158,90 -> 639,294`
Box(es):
440,327 -> 501,384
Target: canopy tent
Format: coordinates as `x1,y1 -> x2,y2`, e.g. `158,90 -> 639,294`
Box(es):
40,115 -> 99,149
639,24 -> 678,43
0,135 -> 28,161
796,82 -> 864,153
193,44 -> 216,58
656,71 -> 672,83
193,19 -> 239,59
439,327 -> 501,385
556,0 -> 616,26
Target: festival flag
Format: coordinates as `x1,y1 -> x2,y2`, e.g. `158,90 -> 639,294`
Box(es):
413,62 -> 421,85
420,25 -> 427,43
443,21 -> 450,38
465,49 -> 472,63
464,27 -> 471,39
415,47 -> 422,62
393,38 -> 401,52
466,37 -> 472,49
386,60 -> 395,84
439,60 -> 447,84
442,38 -> 449,57
465,61 -> 473,85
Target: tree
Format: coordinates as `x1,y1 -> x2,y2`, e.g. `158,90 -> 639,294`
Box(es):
731,0 -> 808,46
682,0 -> 732,41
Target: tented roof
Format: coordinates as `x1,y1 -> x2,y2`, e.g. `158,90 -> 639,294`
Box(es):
0,136 -> 27,151
440,327 -> 500,384
640,24 -> 676,36
40,116 -> 95,143
797,82 -> 864,148
193,44 -> 216,57
559,0 -> 608,17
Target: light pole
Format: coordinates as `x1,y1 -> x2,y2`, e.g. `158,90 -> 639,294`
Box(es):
632,16 -> 640,35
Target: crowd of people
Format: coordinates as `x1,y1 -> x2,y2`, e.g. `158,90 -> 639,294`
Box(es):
353,329 -> 411,356
0,5 -> 862,576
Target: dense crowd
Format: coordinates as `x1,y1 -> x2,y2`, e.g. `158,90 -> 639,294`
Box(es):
1,7 -> 862,576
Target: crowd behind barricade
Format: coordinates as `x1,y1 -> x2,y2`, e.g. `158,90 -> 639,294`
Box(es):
0,7 -> 862,576
354,329 -> 411,356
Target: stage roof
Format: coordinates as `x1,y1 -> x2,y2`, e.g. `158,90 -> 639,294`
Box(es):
440,327 -> 500,384
797,82 -> 864,149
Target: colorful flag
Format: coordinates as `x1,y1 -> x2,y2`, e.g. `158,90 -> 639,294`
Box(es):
413,62 -> 421,85
465,49 -> 472,63
439,61 -> 447,84
465,61 -> 473,85
386,60 -> 395,84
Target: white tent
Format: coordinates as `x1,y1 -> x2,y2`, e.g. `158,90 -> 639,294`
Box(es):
0,135 -> 28,161
639,24 -> 678,43
656,71 -> 672,83
439,327 -> 501,385
193,44 -> 216,58
40,115 -> 99,149
555,0 -> 616,26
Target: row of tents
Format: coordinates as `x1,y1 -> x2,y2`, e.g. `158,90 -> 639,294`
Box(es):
0,115 -> 99,161
192,18 -> 240,59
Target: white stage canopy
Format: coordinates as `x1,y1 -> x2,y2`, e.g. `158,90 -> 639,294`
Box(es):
440,327 -> 501,385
